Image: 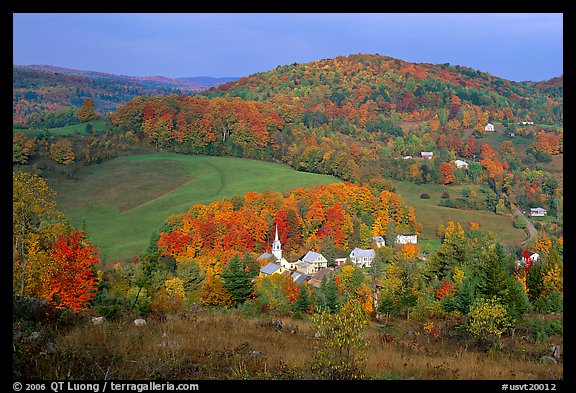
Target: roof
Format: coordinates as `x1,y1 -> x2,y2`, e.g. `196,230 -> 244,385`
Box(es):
293,273 -> 309,285
397,233 -> 417,237
350,247 -> 375,258
530,207 -> 547,212
311,267 -> 335,281
260,262 -> 282,275
257,252 -> 273,260
295,261 -> 312,269
454,159 -> 468,166
372,236 -> 385,242
301,251 -> 325,263
421,151 -> 433,156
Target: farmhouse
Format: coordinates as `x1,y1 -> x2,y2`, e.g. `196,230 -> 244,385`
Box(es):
421,151 -> 434,160
297,251 -> 328,273
349,247 -> 375,268
259,262 -> 285,276
396,234 -> 418,244
485,123 -> 495,132
334,257 -> 347,267
371,236 -> 386,248
294,261 -> 315,275
516,252 -> 540,266
529,207 -> 548,217
454,159 -> 468,170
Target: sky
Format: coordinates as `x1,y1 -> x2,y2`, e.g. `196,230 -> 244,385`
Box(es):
12,13 -> 563,82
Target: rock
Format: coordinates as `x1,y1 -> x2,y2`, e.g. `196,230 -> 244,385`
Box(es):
134,318 -> 147,326
550,345 -> 561,360
272,319 -> 283,330
541,356 -> 557,365
92,316 -> 105,325
29,331 -> 41,340
249,350 -> 264,357
314,332 -> 322,339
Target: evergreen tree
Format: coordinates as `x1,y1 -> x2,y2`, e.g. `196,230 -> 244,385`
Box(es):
476,242 -> 510,300
293,284 -> 311,313
220,256 -> 254,306
385,220 -> 397,248
325,277 -> 340,313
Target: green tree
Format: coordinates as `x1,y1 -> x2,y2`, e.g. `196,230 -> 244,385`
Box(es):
13,132 -> 36,165
467,296 -> 512,338
13,171 -> 66,296
220,255 -> 254,306
476,242 -> 510,300
324,277 -> 340,313
292,284 -> 311,313
385,220 -> 397,248
311,298 -> 370,379
77,98 -> 96,122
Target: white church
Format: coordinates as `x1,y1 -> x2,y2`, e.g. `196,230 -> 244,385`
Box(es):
257,225 -> 296,270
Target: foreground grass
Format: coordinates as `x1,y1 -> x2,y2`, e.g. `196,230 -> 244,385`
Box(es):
14,310 -> 563,380
47,153 -> 340,264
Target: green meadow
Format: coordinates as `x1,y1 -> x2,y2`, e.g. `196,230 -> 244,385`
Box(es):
47,153 -> 340,265
13,119 -> 107,136
392,180 -> 526,247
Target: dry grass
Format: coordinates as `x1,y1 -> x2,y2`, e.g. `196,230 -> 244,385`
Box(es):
18,311 -> 563,380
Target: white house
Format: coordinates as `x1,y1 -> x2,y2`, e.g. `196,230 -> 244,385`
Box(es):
529,207 -> 548,217
334,257 -> 347,267
454,159 -> 469,170
485,123 -> 495,132
349,248 -> 376,268
396,234 -> 418,245
421,151 -> 434,160
371,236 -> 386,248
297,251 -> 328,273
294,261 -> 316,275
516,252 -> 540,267
519,121 -> 534,125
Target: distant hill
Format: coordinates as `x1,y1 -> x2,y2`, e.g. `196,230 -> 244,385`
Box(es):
177,76 -> 239,89
13,65 -> 206,124
204,53 -> 562,125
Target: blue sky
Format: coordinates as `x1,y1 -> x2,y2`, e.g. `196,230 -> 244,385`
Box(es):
12,13 -> 563,82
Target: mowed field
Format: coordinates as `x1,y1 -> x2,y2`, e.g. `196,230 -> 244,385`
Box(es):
14,119 -> 107,136
47,153 -> 340,265
392,180 -> 526,247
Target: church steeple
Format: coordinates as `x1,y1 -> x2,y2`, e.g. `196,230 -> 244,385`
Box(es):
272,224 -> 282,261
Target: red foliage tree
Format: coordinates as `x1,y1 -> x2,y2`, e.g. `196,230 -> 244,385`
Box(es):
45,231 -> 101,310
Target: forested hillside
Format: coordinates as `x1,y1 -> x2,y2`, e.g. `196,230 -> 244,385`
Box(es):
13,65 -> 204,125
105,54 -> 562,226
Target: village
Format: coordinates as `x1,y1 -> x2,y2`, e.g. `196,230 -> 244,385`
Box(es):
257,225 -> 419,289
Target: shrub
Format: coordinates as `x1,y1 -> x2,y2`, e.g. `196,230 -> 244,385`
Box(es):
441,192 -> 450,199
311,298 -> 369,379
420,193 -> 431,199
467,296 -> 512,338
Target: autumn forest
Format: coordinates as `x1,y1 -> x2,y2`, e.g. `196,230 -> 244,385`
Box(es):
13,53 -> 563,381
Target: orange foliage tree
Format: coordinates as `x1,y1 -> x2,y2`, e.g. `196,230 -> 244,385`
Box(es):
44,231 -> 101,309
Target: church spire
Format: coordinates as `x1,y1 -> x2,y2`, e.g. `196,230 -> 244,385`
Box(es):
272,224 -> 282,261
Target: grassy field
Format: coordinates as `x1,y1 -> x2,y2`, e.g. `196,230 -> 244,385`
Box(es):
47,153 -> 340,265
392,180 -> 526,246
14,310 -> 563,380
13,119 -> 107,136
